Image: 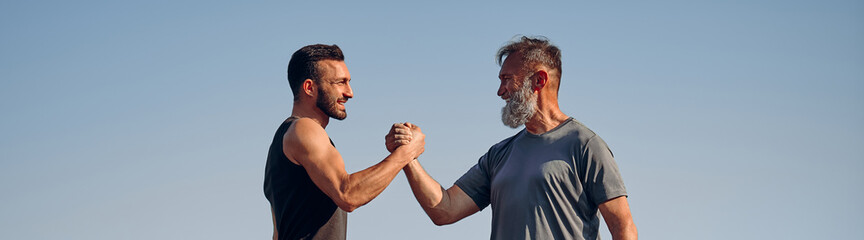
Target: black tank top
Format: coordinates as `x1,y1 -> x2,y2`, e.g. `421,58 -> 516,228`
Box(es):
264,117 -> 347,240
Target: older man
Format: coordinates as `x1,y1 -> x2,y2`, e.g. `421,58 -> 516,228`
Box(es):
390,36 -> 637,240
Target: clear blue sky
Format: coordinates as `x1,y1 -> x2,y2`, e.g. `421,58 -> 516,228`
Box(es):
1,0 -> 862,239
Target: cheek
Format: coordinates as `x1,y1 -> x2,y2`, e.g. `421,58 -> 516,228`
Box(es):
507,82 -> 519,92
319,87 -> 334,99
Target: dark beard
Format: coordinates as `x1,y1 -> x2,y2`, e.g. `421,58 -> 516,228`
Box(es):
316,91 -> 347,120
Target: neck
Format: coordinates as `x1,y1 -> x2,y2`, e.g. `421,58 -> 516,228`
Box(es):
524,95 -> 569,135
290,100 -> 330,128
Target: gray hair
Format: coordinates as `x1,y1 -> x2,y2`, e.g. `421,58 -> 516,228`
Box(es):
496,36 -> 562,80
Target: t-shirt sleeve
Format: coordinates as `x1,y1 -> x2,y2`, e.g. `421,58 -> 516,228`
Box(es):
583,135 -> 628,205
454,153 -> 492,210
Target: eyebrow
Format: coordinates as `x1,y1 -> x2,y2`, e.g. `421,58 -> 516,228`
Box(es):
324,78 -> 350,82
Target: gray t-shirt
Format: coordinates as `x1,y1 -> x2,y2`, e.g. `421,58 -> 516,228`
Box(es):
455,118 -> 627,240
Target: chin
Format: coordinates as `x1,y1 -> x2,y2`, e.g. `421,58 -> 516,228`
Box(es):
332,112 -> 347,120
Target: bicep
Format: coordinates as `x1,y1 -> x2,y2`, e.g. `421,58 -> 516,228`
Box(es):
285,121 -> 349,201
296,142 -> 348,196
437,156 -> 492,223
598,196 -> 634,230
442,185 -> 481,222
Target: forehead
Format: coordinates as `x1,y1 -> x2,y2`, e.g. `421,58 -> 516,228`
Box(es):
316,60 -> 350,80
499,52 -> 524,76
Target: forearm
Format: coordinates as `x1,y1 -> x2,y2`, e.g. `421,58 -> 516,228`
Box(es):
339,147 -> 416,211
610,222 -> 637,240
403,159 -> 456,224
403,160 -> 445,207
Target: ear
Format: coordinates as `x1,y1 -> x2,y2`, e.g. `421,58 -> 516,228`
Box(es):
533,70 -> 548,92
302,79 -> 316,98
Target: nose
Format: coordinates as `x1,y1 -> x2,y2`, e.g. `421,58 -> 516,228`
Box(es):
497,82 -> 507,99
344,83 -> 354,99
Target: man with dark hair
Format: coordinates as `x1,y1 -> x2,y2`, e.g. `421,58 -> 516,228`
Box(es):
264,44 -> 425,240
389,36 -> 637,239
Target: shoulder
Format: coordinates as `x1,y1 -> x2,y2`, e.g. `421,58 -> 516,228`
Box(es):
287,118 -> 327,137
562,119 -> 600,144
585,134 -> 611,153
569,121 -> 613,157
478,130 -> 524,168
487,130 -> 523,154
284,118 -> 330,149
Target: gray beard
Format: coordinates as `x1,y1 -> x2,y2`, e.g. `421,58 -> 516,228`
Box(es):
501,81 -> 537,128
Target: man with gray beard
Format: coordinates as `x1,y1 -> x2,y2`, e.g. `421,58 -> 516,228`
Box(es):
387,36 -> 637,240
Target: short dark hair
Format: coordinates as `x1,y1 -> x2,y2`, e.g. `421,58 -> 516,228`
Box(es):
496,36 -> 562,80
287,44 -> 345,100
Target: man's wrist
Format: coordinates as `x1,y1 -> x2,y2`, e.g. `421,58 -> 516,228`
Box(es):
403,158 -> 420,170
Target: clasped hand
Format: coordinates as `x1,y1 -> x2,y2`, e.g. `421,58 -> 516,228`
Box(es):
385,122 -> 425,158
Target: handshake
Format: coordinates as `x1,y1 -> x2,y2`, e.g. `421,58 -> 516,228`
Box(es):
384,123 -> 425,159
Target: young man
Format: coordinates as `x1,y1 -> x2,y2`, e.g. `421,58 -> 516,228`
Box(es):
264,44 -> 424,240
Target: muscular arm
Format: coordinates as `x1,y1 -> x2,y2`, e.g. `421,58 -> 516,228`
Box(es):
285,118 -> 424,212
402,159 -> 480,225
598,196 -> 638,240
